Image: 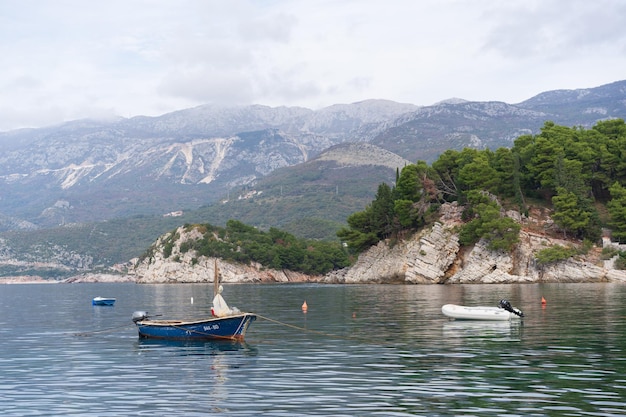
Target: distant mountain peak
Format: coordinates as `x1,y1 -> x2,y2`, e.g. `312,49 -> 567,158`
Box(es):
433,97 -> 469,105
315,143 -> 411,169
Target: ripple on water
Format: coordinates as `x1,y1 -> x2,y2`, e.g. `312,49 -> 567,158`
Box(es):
3,283 -> 626,416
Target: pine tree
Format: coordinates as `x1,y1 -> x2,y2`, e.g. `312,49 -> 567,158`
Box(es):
608,182 -> 626,243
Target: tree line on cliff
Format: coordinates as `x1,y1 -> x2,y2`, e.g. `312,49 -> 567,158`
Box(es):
337,119 -> 626,261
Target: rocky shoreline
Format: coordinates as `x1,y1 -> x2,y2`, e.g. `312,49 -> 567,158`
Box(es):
129,202 -> 626,285
4,202 -> 626,285
0,273 -> 135,284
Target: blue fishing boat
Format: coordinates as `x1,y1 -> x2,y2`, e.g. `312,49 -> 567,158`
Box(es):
92,296 -> 116,306
132,259 -> 256,341
132,311 -> 257,341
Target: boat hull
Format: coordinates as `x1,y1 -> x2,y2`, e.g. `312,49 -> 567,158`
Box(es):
92,297 -> 116,306
442,304 -> 516,321
135,313 -> 256,341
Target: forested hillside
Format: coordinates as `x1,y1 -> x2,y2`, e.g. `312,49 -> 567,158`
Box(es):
338,119 -> 626,266
140,219 -> 351,276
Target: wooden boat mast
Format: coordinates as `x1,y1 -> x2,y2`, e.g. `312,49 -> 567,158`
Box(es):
213,258 -> 219,297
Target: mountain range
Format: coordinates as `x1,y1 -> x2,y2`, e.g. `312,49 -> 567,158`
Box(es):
1,79 -> 625,276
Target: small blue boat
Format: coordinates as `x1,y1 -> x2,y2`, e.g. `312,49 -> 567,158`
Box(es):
132,311 -> 256,341
92,296 -> 116,306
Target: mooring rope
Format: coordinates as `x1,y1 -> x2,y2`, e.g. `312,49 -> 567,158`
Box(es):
254,314 -> 362,341
73,313 -> 365,342
73,323 -> 134,337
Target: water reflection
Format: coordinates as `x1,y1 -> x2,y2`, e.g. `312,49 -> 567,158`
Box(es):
442,320 -> 523,341
135,337 -> 258,355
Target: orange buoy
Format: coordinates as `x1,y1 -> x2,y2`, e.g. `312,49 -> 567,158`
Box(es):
541,296 -> 547,305
302,301 -> 308,312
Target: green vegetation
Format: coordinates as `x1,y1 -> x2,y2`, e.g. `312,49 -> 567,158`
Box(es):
2,214 -> 192,265
618,252 -> 626,270
535,245 -> 579,266
338,119 -> 626,260
608,182 -> 626,242
190,161 -> 397,240
458,190 -> 521,251
602,246 -> 626,270
145,219 -> 351,275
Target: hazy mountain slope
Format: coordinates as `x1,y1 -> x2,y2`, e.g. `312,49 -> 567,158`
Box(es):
517,79 -> 626,124
1,82 -> 625,231
0,101 -> 417,230
181,143 -> 411,238
371,101 -> 546,162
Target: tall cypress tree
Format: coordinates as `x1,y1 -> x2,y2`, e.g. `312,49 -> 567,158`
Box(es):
370,182 -> 395,239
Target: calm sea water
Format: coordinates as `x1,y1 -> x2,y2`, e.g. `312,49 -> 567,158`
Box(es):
1,282 -> 626,416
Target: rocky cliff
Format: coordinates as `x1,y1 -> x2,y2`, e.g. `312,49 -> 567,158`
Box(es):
325,203 -> 626,284
131,226 -> 313,284
131,202 -> 626,284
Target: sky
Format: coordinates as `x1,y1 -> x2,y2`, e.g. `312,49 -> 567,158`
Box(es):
1,0 -> 626,132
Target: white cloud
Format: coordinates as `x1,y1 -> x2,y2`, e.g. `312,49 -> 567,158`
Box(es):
1,0 -> 625,131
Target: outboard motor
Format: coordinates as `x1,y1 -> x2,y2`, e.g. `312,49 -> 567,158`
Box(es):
498,299 -> 524,317
498,299 -> 513,312
132,311 -> 150,323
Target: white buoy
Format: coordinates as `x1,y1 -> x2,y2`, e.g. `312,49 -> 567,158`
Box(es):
191,297 -> 194,304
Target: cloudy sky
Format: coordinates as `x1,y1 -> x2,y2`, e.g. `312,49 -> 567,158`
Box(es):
1,0 -> 625,131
